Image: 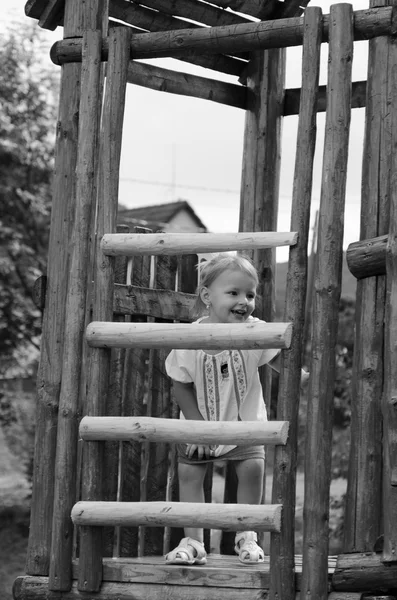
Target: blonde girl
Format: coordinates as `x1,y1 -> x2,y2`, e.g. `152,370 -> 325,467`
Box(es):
164,254 -> 306,566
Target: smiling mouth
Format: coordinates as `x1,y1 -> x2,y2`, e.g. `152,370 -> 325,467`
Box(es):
231,309 -> 247,316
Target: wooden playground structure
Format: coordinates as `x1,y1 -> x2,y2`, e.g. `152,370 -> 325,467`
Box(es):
13,0 -> 397,599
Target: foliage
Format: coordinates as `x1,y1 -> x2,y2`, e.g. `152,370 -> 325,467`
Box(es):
0,22 -> 59,376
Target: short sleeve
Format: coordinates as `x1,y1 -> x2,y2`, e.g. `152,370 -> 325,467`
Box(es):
165,349 -> 194,383
258,348 -> 281,366
247,317 -> 281,366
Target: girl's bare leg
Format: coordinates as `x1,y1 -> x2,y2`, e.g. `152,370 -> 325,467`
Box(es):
234,458 -> 264,504
178,461 -> 208,542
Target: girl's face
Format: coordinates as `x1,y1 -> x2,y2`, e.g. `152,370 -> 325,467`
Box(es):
201,269 -> 257,324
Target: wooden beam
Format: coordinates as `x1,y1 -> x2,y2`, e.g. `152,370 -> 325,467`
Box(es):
76,26 -> 131,593
13,576 -> 271,600
116,228 -> 152,558
346,234 -> 387,279
333,552 -> 397,591
79,416 -> 289,445
101,232 -> 298,256
283,80 -> 367,116
50,7 -> 396,64
207,0 -> 280,20
270,7 -> 322,600
275,0 -> 309,18
125,60 -> 367,113
127,60 -> 246,109
47,27 -> 103,593
113,283 -> 195,320
109,0 -> 248,61
71,501 -> 283,531
25,0 -> 86,579
24,0 -> 48,19
383,0 -> 397,563
343,0 -> 390,555
38,0 -> 64,30
85,320 -> 293,349
129,0 -> 252,27
301,5 -> 353,600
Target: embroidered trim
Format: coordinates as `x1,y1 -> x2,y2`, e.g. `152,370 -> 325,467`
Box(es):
230,351 -> 247,420
202,354 -> 220,421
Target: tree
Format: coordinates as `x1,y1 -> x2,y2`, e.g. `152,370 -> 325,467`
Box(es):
0,21 -> 59,376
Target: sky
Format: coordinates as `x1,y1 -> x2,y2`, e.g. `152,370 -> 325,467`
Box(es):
2,0 -> 370,261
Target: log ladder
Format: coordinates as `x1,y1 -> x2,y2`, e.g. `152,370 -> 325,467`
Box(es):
72,230 -> 300,599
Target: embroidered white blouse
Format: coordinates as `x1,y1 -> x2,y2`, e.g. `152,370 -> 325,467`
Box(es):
165,317 -> 280,457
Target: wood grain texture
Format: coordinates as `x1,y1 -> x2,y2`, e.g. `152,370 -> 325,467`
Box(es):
48,28 -> 103,592
343,0 -> 391,554
333,551 -> 397,591
127,60 -> 247,109
13,576 -> 268,600
118,227 -> 152,558
85,321 -> 293,349
101,232 -> 298,256
300,5 -> 353,600
121,0 -> 251,27
113,284 -> 195,321
283,80 -> 367,116
346,235 -> 387,279
79,416 -> 289,445
382,0 -> 397,560
50,8 -> 395,63
270,8 -> 322,600
77,26 -> 131,592
72,501 -> 282,531
25,0 -> 84,579
109,0 -> 248,61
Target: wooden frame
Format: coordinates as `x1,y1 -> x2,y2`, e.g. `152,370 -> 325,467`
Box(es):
20,0 -> 397,598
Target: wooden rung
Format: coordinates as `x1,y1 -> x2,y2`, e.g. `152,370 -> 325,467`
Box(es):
101,232 -> 298,256
71,501 -> 282,532
79,416 -> 289,446
86,321 -> 292,349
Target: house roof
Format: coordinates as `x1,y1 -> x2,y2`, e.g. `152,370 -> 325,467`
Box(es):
118,200 -> 208,232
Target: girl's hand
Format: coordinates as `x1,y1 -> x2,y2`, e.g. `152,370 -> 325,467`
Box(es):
185,444 -> 218,460
300,369 -> 310,388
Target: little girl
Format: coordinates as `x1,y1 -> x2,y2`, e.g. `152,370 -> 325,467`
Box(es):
164,254 -> 303,566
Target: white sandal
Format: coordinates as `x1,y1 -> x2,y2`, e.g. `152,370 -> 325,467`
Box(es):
234,531 -> 264,564
165,537 -> 207,565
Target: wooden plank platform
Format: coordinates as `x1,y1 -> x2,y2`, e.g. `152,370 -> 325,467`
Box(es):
72,554 -> 337,590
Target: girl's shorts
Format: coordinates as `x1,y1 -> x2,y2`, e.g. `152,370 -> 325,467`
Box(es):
177,444 -> 265,465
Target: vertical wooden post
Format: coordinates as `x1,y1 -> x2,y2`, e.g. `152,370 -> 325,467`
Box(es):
269,8 -> 321,600
382,4 -> 397,561
300,5 -> 353,600
26,0 -> 96,578
142,254 -> 178,556
102,224 -> 130,558
344,0 -> 394,554
77,26 -> 131,592
118,228 -> 152,557
48,16 -> 105,591
238,43 -> 285,556
239,46 -> 285,329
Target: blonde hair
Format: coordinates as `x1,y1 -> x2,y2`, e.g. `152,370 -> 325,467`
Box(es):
193,254 -> 259,317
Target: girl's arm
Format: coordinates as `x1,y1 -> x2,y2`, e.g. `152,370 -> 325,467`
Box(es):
172,380 -> 215,459
268,354 -> 309,387
172,380 -> 204,421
